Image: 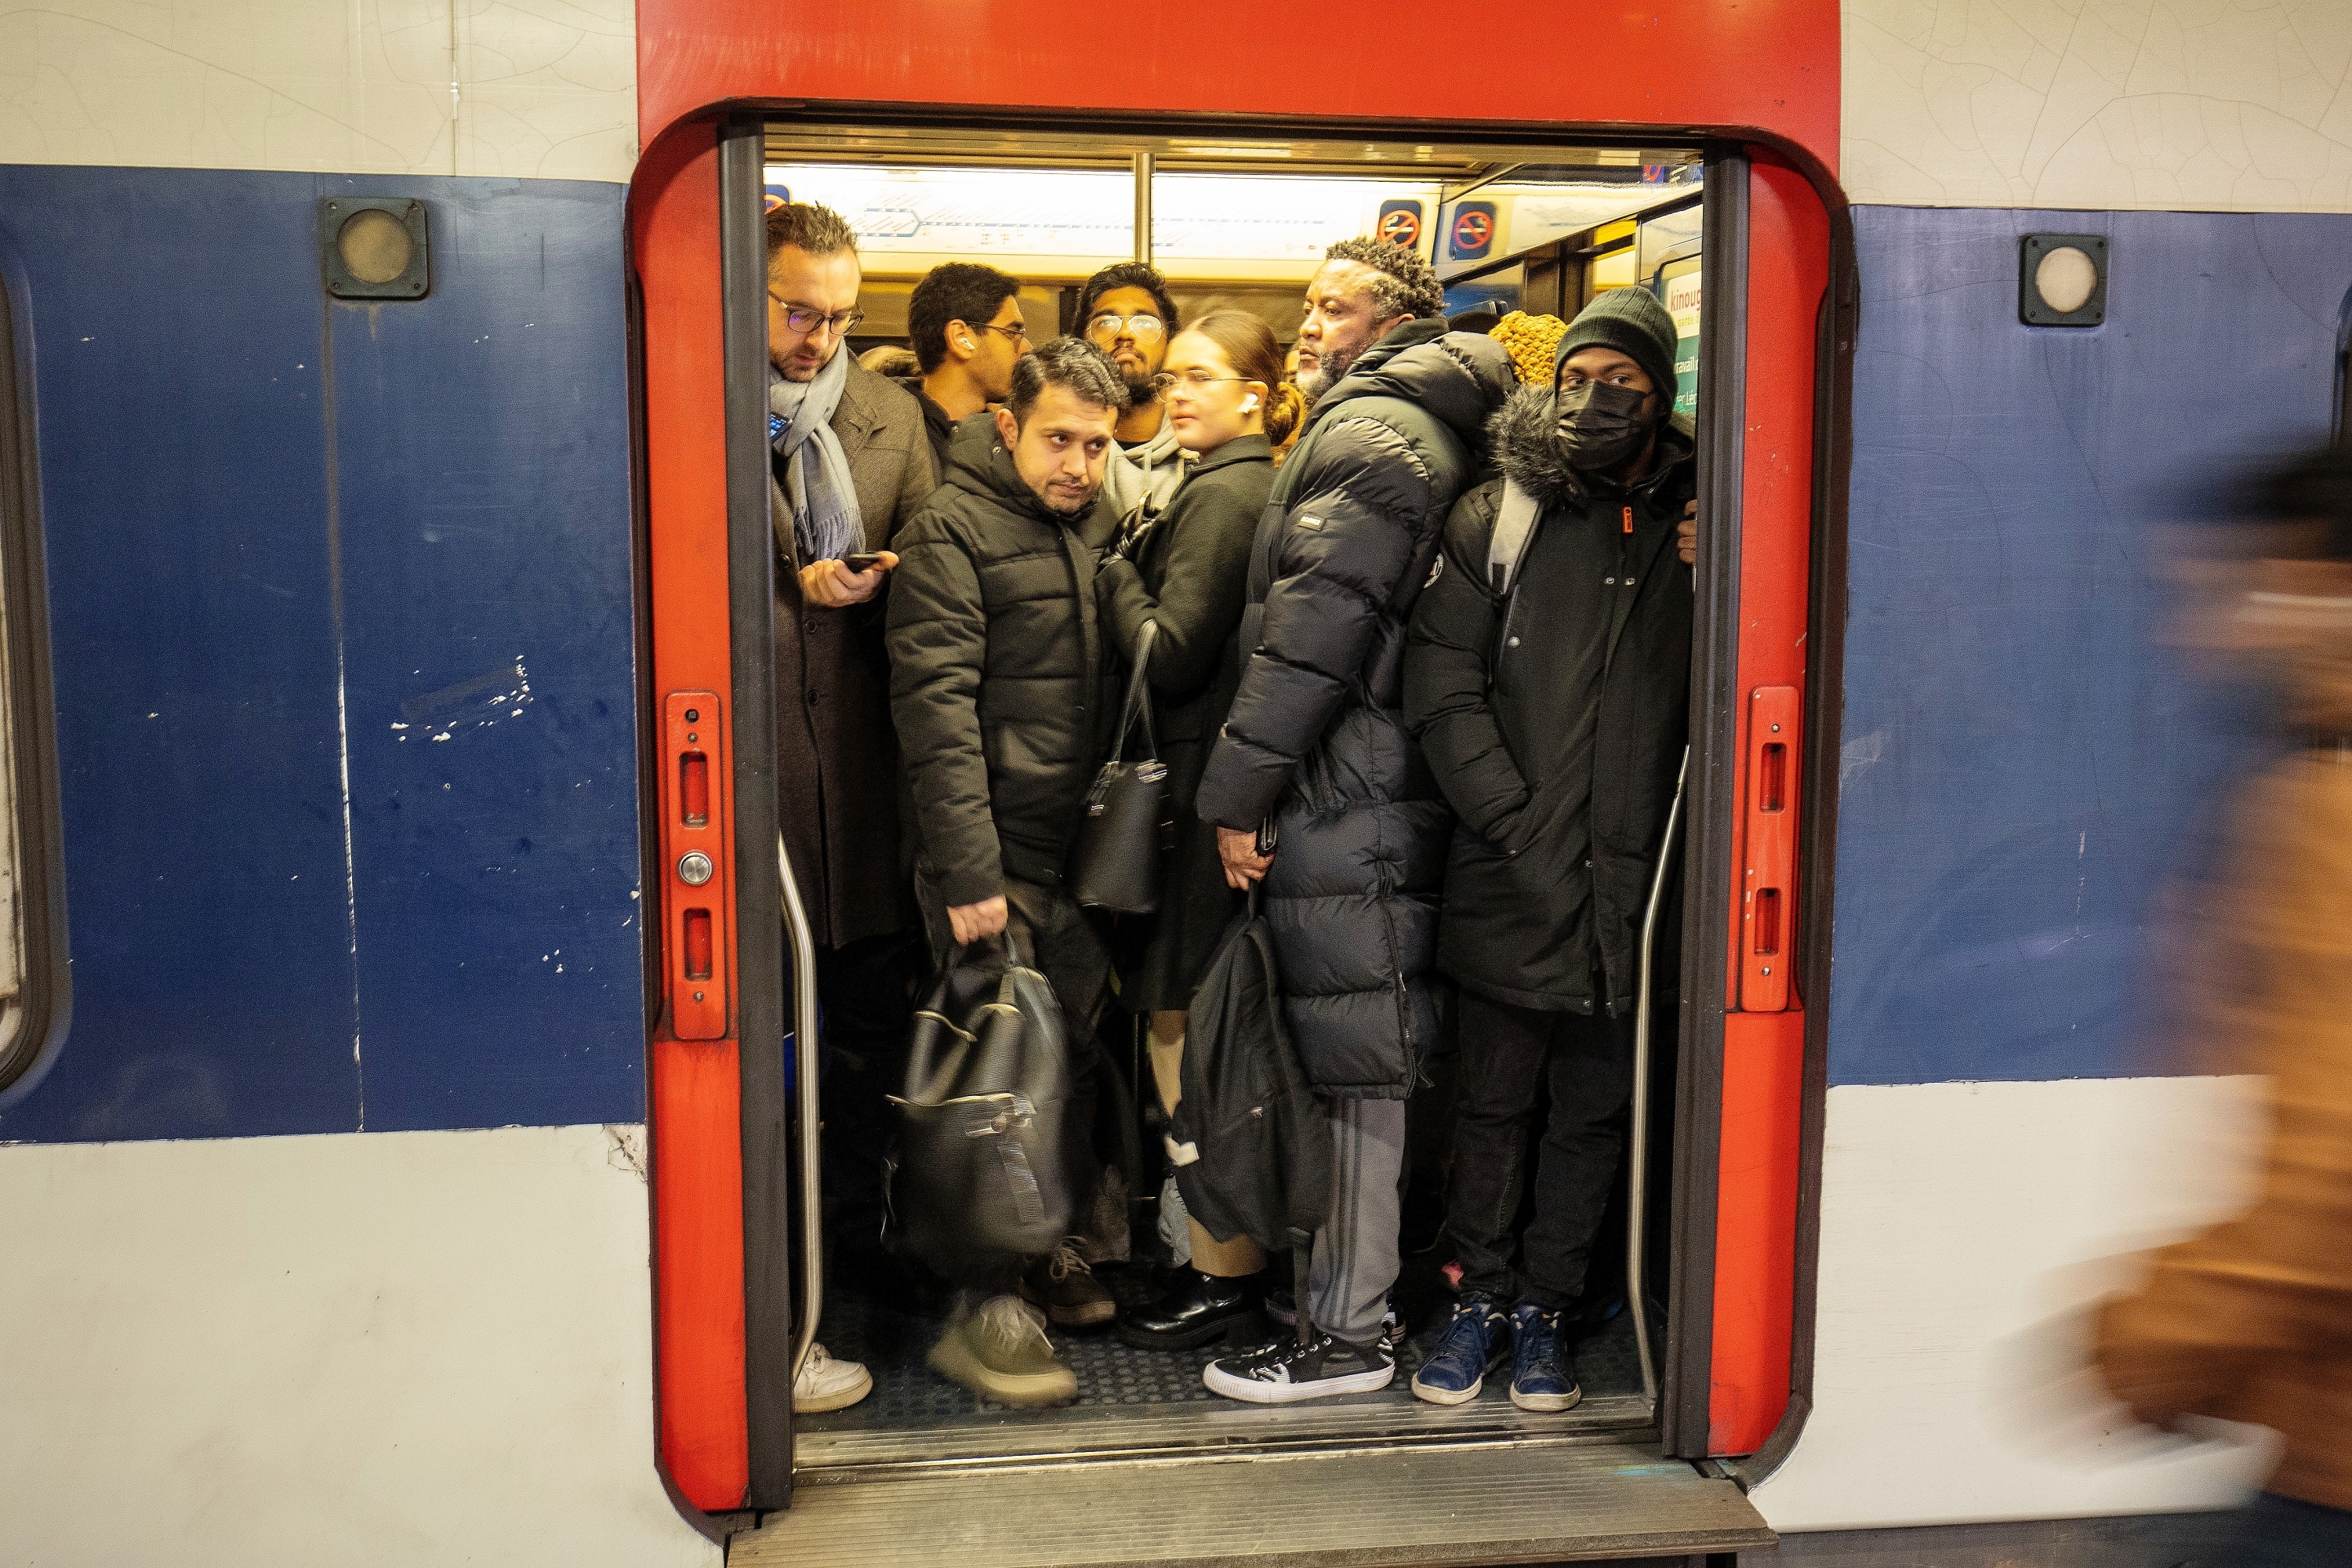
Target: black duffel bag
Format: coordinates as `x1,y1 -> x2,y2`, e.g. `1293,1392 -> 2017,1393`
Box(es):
1070,619 -> 1172,914
887,932 -> 1082,1265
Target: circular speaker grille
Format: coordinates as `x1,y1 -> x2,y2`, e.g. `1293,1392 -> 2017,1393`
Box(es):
338,209 -> 413,285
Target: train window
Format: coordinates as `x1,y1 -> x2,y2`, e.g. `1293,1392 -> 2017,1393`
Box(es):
0,274 -> 67,1095
740,122 -> 1714,1468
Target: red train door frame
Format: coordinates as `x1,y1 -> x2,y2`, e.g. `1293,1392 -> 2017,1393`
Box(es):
632,106 -> 1846,1516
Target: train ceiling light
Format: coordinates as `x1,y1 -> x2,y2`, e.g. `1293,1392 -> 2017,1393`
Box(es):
2020,233 -> 2107,327
320,198 -> 430,300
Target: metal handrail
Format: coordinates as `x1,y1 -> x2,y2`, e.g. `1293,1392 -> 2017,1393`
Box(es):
1627,746 -> 1690,1416
778,833 -> 825,1382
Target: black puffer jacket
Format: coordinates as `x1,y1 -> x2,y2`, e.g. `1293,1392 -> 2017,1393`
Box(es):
1194,320 -> 1516,1096
887,416 -> 1113,909
1404,383 -> 1697,1014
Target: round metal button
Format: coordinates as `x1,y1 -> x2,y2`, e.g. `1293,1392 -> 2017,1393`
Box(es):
677,851 -> 714,886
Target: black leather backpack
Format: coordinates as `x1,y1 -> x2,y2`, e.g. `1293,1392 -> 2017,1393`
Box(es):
888,934 -> 1083,1265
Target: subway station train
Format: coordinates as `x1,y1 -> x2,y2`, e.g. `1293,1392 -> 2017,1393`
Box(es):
0,1 -> 2346,1564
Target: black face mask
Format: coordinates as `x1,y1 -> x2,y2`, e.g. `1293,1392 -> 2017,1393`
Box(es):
1555,381 -> 1654,472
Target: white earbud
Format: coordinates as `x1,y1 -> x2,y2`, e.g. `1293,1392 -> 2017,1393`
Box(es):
960,339 -> 975,351
1242,395 -> 1260,412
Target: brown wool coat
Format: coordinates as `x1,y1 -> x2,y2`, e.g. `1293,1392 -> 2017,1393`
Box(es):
2095,748 -> 2352,1513
771,355 -> 937,949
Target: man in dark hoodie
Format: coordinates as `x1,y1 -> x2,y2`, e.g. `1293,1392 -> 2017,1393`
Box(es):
902,261 -> 1029,473
887,337 -> 1127,1405
1192,237 -> 1516,1404
1400,286 -> 1700,1414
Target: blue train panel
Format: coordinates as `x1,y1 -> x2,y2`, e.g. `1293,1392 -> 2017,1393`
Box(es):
0,167 -> 644,1141
1829,205 -> 2352,1087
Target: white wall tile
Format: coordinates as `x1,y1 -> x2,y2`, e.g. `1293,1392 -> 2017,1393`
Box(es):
1846,0 -> 2352,212
0,0 -> 633,182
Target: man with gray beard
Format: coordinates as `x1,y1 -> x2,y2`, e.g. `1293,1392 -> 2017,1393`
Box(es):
1193,238 -> 1515,1403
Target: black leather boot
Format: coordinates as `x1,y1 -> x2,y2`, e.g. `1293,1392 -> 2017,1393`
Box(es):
1115,1269 -> 1265,1351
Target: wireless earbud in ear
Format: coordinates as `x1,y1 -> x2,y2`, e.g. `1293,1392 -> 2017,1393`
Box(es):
1242,395 -> 1260,412
960,339 -> 975,351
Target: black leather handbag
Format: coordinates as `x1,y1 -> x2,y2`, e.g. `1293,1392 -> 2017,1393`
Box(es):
887,932 -> 1081,1264
1070,619 -> 1173,913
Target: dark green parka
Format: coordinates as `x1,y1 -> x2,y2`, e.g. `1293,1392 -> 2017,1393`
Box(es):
887,415 -> 1116,910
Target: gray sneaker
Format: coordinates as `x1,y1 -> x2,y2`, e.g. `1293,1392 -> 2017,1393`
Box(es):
928,1294 -> 1078,1406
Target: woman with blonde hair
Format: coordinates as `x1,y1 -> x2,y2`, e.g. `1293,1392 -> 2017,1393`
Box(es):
1094,310 -> 1303,1350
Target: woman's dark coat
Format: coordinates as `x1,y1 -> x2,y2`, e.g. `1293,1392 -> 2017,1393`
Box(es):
1403,383 -> 1697,1014
1096,434 -> 1272,1012
771,355 -> 938,949
1193,321 -> 1516,1097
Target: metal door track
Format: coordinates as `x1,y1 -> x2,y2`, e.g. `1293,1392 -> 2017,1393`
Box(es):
729,1436 -> 1774,1567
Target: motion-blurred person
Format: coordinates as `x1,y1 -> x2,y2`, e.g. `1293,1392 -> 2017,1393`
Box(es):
1272,342 -> 1305,465
1093,312 -> 1305,1350
1401,287 -> 1701,1412
904,261 -> 1029,472
2096,445 -> 2352,1566
887,339 -> 1130,1403
763,201 -> 937,1414
1079,262 -> 1187,525
1193,238 -> 1515,1403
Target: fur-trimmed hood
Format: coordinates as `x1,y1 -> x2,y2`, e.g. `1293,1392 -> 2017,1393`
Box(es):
1488,381 -> 1697,509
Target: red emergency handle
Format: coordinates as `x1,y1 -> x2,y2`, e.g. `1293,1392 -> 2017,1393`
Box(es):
660,691 -> 729,1040
1739,686 -> 1800,1011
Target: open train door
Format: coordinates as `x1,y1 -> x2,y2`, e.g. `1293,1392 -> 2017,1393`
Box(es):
626,2 -> 1845,1555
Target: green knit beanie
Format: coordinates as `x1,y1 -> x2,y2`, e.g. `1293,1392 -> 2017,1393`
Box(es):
1553,285 -> 1680,409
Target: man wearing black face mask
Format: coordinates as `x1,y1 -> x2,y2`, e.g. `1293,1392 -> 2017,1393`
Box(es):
1399,286 -> 1700,1412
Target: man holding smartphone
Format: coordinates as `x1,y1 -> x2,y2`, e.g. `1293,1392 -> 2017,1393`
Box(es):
764,202 -> 938,1401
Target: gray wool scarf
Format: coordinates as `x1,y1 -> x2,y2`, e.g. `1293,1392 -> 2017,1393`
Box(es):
767,351 -> 863,564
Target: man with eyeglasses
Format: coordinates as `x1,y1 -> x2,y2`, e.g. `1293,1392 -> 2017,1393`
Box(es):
1076,262 -> 1187,528
903,262 -> 1031,474
763,202 -> 938,1408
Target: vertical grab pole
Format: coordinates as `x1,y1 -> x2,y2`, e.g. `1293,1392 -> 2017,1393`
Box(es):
1629,746 -> 1691,1416
779,836 -> 825,1381
1133,151 -> 1154,263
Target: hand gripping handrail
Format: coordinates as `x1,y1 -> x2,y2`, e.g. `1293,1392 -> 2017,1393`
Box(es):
777,833 -> 825,1384
1628,746 -> 1690,1417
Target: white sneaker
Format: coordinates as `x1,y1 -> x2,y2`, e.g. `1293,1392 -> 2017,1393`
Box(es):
792,1342 -> 873,1414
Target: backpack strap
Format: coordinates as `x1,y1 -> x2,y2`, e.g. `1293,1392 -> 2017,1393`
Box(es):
1486,478 -> 1541,597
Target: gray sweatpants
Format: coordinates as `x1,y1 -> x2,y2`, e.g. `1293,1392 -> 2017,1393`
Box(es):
1307,1096 -> 1406,1345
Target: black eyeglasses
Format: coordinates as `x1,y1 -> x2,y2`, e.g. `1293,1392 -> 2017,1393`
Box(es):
974,321 -> 1031,343
768,292 -> 865,336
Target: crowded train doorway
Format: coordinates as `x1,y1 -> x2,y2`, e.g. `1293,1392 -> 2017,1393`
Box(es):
645,114 -> 1816,1544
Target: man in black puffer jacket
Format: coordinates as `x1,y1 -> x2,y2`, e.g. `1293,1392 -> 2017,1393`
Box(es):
1400,286 -> 1700,1414
887,339 -> 1129,1403
1194,238 -> 1515,1405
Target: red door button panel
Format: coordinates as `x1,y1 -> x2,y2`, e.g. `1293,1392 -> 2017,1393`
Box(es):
660,691 -> 728,1040
1740,685 -> 1800,1011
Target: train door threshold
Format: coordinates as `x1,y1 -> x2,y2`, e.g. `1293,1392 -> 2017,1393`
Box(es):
728,1430 -> 1774,1567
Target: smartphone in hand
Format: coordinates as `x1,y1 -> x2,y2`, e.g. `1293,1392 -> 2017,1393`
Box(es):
842,551 -> 886,573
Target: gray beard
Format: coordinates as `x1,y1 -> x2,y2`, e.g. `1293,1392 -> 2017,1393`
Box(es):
1298,341 -> 1362,404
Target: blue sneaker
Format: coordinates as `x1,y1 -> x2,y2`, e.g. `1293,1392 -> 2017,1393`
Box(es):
1410,1294 -> 1506,1406
1508,1302 -> 1582,1412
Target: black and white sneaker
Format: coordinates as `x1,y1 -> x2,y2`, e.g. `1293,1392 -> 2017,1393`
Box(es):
1203,1328 -> 1396,1404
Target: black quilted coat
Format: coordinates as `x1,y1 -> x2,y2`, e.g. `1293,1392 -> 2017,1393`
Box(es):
1193,320 -> 1515,1097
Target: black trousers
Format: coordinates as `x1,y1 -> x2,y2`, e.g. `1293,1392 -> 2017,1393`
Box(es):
815,927 -> 928,1262
1445,992 -> 1634,1312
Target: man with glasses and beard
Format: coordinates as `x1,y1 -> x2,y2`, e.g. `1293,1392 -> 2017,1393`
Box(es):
1077,262 -> 1188,528
887,339 -> 1131,1404
1192,238 -> 1517,1403
762,202 -> 937,1416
